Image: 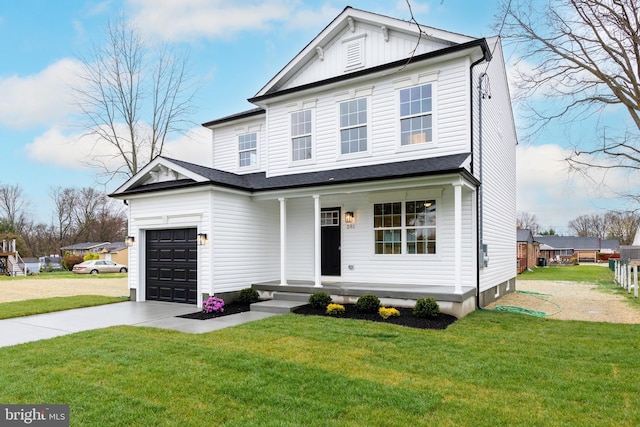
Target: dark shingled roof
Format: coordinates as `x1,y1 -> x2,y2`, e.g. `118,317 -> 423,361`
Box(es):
114,153 -> 475,196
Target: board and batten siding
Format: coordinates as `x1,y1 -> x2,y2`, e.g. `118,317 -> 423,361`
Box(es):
282,20 -> 458,91
263,58 -> 471,178
127,190 -> 212,299
210,192 -> 280,293
472,37 -> 517,293
211,117 -> 266,174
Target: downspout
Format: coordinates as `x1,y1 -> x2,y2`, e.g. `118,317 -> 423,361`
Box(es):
470,50 -> 490,309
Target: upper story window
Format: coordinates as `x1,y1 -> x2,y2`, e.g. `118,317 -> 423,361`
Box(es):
339,98 -> 367,155
238,132 -> 257,168
399,83 -> 432,146
291,109 -> 312,161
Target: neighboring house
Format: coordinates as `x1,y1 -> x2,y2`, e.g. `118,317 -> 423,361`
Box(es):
536,236 -> 619,263
20,257 -> 41,275
99,242 -> 129,267
516,229 -> 538,274
61,242 -> 112,257
110,7 -> 517,317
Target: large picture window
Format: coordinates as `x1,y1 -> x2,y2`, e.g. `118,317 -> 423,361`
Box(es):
399,83 -> 432,145
339,98 -> 367,154
238,132 -> 257,167
374,200 -> 436,254
291,109 -> 312,161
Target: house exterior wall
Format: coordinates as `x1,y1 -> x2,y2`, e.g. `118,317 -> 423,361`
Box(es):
212,116 -> 266,174
471,37 -> 517,300
100,250 -> 128,267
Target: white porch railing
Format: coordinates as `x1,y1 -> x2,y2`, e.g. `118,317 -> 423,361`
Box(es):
613,260 -> 639,298
1,239 -> 17,253
7,255 -> 25,276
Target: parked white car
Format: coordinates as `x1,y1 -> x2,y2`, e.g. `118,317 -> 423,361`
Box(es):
72,260 -> 128,274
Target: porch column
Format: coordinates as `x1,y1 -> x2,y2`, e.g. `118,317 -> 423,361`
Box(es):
279,197 -> 287,286
454,183 -> 462,294
313,195 -> 322,288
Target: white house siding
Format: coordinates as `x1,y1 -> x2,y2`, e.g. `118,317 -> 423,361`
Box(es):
283,21 -> 456,91
210,191 -> 280,293
472,38 -> 517,296
263,58 -> 471,178
127,189 -> 212,301
211,117 -> 266,174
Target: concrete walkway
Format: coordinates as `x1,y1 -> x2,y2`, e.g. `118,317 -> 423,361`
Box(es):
0,301 -> 278,348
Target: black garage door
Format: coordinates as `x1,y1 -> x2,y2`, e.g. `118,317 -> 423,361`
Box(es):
146,228 -> 197,304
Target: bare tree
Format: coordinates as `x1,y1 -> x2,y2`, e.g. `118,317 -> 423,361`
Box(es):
568,214 -> 607,238
0,183 -> 31,234
605,210 -> 640,245
50,186 -> 77,248
500,0 -> 640,173
516,211 -> 540,234
75,16 -> 196,182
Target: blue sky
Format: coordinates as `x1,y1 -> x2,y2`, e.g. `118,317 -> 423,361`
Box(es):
0,0 -> 634,233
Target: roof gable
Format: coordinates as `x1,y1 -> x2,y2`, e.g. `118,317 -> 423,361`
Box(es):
254,6 -> 476,99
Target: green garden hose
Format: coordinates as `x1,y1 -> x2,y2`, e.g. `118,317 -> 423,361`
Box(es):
491,290 -> 563,317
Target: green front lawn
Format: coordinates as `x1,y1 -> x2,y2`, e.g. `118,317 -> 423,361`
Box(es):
0,271 -> 128,280
0,312 -> 638,426
518,264 -> 614,283
0,296 -> 128,319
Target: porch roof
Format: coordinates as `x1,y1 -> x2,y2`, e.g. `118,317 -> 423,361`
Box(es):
112,153 -> 475,197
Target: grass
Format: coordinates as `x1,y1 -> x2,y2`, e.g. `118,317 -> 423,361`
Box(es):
0,271 -> 128,281
0,313 -> 639,426
0,296 -> 128,320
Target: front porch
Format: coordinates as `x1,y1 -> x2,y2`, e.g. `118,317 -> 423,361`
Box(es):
252,280 -> 477,318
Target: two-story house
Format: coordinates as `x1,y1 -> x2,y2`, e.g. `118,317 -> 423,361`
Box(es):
110,7 -> 517,317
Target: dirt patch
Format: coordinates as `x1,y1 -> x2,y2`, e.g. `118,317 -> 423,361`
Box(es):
0,277 -> 129,303
485,280 -> 640,324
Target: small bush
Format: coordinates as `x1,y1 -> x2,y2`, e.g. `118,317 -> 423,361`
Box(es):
309,292 -> 332,309
237,288 -> 260,304
413,297 -> 440,318
203,296 -> 225,314
326,303 -> 345,315
355,294 -> 381,313
83,253 -> 99,261
379,307 -> 400,319
62,253 -> 84,271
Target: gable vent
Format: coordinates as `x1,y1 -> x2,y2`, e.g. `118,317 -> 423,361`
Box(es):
344,36 -> 365,71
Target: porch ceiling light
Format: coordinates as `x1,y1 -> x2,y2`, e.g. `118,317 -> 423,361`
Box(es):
345,211 -> 355,224
197,233 -> 208,246
125,236 -> 135,247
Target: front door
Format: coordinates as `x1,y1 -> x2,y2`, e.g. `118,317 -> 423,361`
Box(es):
321,208 -> 341,276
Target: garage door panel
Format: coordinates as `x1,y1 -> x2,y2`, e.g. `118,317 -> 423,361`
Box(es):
146,228 -> 197,304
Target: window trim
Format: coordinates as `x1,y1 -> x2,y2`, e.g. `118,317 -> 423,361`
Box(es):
237,131 -> 259,170
336,96 -> 372,159
289,108 -> 315,165
372,199 -> 438,256
395,80 -> 438,151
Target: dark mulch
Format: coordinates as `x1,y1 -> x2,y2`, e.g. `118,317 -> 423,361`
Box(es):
292,304 -> 457,330
177,302 -> 251,320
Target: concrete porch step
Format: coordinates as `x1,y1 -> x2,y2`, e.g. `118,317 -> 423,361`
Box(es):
250,299 -> 307,314
272,292 -> 312,302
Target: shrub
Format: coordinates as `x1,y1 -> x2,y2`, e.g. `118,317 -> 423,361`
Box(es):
237,288 -> 260,304
379,307 -> 400,319
326,303 -> 345,315
83,253 -> 99,261
413,297 -> 440,318
355,294 -> 381,313
203,296 -> 225,314
62,253 -> 84,271
308,292 -> 332,309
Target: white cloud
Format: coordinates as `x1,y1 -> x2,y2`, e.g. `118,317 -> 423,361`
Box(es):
0,58 -> 85,129
163,127 -> 212,166
516,143 -> 635,231
126,0 -> 299,41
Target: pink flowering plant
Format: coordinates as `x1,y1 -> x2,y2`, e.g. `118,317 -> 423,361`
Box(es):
202,296 -> 225,314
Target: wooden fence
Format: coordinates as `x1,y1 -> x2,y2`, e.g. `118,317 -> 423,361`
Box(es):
613,260 -> 639,298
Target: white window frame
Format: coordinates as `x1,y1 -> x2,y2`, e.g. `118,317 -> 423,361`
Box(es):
373,199 -> 438,256
337,96 -> 371,159
394,75 -> 438,152
399,83 -> 433,146
290,109 -> 314,164
238,132 -> 258,169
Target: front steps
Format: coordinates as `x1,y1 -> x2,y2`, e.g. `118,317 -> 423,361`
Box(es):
250,297 -> 307,314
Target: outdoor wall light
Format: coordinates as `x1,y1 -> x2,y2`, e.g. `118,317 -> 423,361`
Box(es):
197,233 -> 208,246
345,211 -> 355,224
125,236 -> 135,247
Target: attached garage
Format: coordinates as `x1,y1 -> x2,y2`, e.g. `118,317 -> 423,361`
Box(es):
146,228 -> 198,304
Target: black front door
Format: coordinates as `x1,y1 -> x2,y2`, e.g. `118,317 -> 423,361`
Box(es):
321,208 -> 341,276
146,228 -> 197,304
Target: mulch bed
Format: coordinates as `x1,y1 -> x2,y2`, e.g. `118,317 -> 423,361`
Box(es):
176,302 -> 251,320
292,304 -> 457,330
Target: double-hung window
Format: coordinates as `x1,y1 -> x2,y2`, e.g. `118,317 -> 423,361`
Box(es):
399,83 -> 432,145
238,132 -> 257,168
374,200 -> 436,255
291,109 -> 312,161
339,98 -> 367,155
